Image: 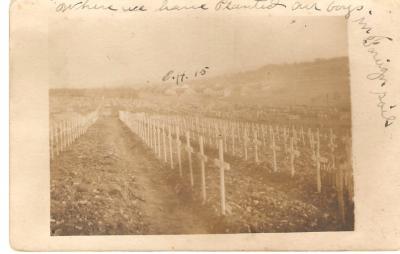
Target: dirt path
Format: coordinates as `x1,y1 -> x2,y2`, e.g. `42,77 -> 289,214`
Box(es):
51,114 -> 351,235
51,116 -> 210,235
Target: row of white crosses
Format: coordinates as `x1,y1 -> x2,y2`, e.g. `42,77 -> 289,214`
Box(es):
120,111 -> 354,221
119,111 -> 231,215
205,116 -> 345,191
120,110 -> 350,195
49,109 -> 100,160
146,113 -> 343,185
170,115 -> 336,169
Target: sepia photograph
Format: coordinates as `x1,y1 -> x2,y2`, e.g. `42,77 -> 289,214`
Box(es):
48,15 -> 354,236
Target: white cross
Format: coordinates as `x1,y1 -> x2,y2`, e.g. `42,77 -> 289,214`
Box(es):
185,131 -> 194,187
168,125 -> 174,169
253,131 -> 262,163
292,127 -> 300,148
197,136 -> 208,203
162,124 -> 167,163
300,126 -> 305,146
230,126 -> 236,156
270,132 -> 281,172
283,127 -> 289,154
288,137 -> 300,177
261,124 -> 267,147
176,126 -> 183,177
157,121 -> 161,158
311,134 -> 327,193
243,129 -> 250,160
214,137 -> 230,215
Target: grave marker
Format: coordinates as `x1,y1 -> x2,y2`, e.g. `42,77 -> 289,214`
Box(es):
311,133 -> 328,193
176,126 -> 183,177
288,137 -> 300,177
185,131 -> 194,187
168,125 -> 174,169
214,137 -> 230,215
162,124 -> 167,163
197,136 -> 208,203
270,132 -> 281,172
243,129 -> 249,161
157,121 -> 161,158
253,131 -> 261,163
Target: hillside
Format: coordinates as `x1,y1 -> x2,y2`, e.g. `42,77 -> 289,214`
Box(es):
141,57 -> 351,108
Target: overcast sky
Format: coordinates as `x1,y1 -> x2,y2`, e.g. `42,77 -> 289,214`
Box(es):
49,15 -> 348,88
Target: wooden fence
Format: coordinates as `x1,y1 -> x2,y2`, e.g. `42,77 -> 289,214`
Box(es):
49,109 -> 100,160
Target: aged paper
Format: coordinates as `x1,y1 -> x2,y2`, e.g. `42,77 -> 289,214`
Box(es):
10,0 -> 400,250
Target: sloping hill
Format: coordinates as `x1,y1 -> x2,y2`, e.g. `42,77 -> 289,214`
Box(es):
146,57 -> 351,108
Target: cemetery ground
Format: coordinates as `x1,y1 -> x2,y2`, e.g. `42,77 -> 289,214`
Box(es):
50,115 -> 353,235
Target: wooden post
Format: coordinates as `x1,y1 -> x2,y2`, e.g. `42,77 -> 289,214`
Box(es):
197,136 -> 208,203
337,163 -> 346,224
69,121 -> 73,145
339,136 -> 351,223
71,120 -> 75,143
54,123 -> 58,155
58,122 -> 62,154
150,120 -> 154,151
231,126 -> 236,156
56,122 -> 59,153
214,125 -> 219,150
176,126 -> 183,177
139,117 -> 143,140
73,119 -> 77,142
66,121 -> 70,147
70,120 -> 74,143
311,133 -> 327,193
253,131 -> 261,163
185,131 -> 194,187
310,131 -> 316,158
76,118 -> 79,141
270,132 -> 280,172
195,117 -> 200,141
222,124 -> 228,152
315,133 -> 322,192
68,120 -> 71,145
328,129 -> 337,169
59,120 -> 64,151
214,137 -> 230,215
65,121 -> 69,147
261,124 -> 267,147
153,121 -> 158,155
292,127 -> 298,149
288,137 -> 300,177
269,125 -> 273,143
61,121 -> 66,151
49,124 -> 54,160
157,122 -> 161,159
162,124 -> 167,163
80,117 -> 84,136
275,125 -> 280,141
150,119 -> 154,152
77,118 -> 80,138
168,125 -> 174,169
283,127 -> 288,155
208,121 -> 213,147
243,128 -> 249,161
147,117 -> 151,147
149,120 -> 153,150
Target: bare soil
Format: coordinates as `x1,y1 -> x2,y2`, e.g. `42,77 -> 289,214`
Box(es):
51,115 -> 353,235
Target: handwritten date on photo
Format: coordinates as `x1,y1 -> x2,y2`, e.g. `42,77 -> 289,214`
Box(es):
162,67 -> 210,86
